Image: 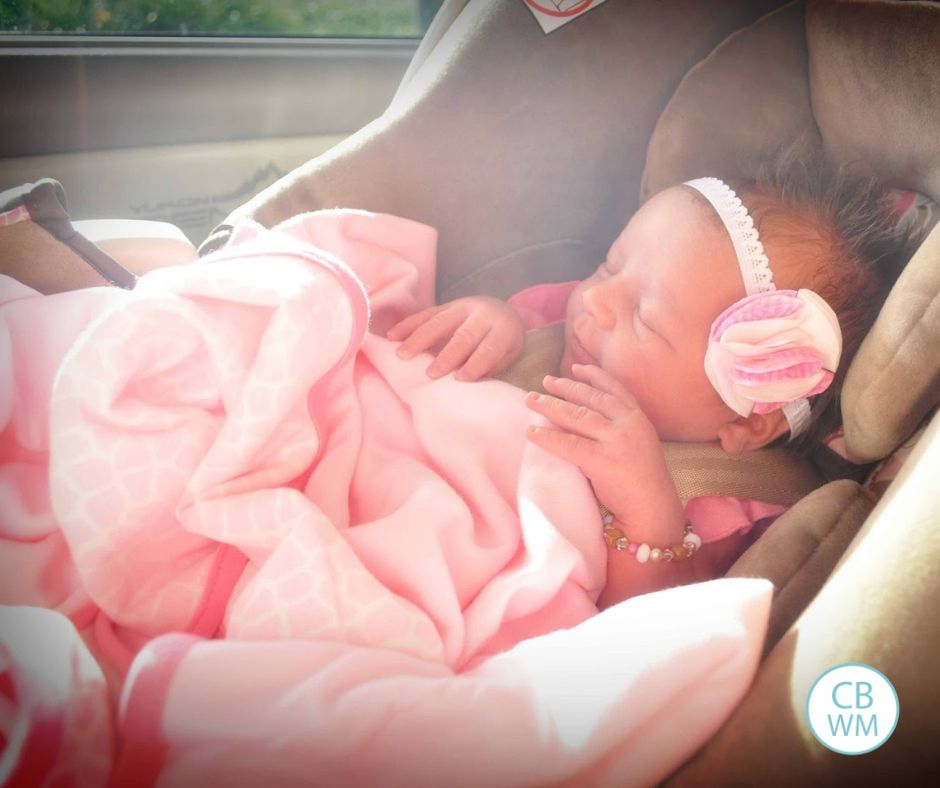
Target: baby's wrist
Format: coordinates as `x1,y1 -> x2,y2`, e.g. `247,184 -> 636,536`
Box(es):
600,505 -> 702,564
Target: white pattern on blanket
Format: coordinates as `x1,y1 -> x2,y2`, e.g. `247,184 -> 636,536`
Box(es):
0,210 -> 770,786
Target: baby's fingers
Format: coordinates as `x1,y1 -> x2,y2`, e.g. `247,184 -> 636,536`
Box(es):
394,307 -> 464,360
525,391 -> 608,437
455,327 -> 518,381
427,315 -> 492,378
525,425 -> 602,472
542,374 -> 628,421
568,364 -> 638,408
386,306 -> 438,341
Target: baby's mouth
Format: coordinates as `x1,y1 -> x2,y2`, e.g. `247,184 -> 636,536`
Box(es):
567,329 -> 597,366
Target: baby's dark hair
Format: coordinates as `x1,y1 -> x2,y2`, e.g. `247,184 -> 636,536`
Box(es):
731,146 -> 917,456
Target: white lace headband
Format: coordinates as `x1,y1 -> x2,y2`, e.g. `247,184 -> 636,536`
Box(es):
684,177 -> 842,438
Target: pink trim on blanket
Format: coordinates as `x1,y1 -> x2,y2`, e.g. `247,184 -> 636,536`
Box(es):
209,244 -> 371,362
4,716 -> 64,788
184,545 -> 248,637
111,634 -> 200,788
92,546 -> 247,680
94,611 -> 135,678
0,205 -> 30,228
0,672 -> 65,788
69,603 -> 99,632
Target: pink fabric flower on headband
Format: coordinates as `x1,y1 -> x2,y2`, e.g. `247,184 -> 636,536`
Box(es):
703,289 -> 842,418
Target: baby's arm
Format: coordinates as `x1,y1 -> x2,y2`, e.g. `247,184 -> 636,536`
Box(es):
525,364 -> 724,605
386,296 -> 525,381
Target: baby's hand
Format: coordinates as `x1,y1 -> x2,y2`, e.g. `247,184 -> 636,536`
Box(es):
524,364 -> 678,534
386,296 -> 525,381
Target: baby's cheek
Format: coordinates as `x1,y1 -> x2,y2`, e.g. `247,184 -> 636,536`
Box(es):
565,280 -> 588,321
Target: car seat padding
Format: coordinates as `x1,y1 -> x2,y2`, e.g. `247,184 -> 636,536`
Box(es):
725,478 -> 873,654
641,1 -> 817,200
212,0 -> 789,300
667,413 -> 940,785
806,0 -> 940,203
843,222 -> 940,461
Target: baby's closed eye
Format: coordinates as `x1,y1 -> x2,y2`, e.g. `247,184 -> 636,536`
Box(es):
634,304 -> 658,334
636,308 -> 676,350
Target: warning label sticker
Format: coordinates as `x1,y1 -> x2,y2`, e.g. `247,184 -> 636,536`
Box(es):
522,0 -> 609,34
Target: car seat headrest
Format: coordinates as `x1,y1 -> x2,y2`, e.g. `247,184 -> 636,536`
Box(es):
641,0 -> 940,462
842,221 -> 940,462
219,0 -> 788,300
641,1 -> 817,200
806,0 -> 940,204
642,0 -> 940,203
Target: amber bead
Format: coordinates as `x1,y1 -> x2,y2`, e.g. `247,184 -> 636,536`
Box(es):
604,526 -> 627,549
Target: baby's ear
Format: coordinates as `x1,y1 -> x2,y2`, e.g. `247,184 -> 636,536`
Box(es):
717,410 -> 790,454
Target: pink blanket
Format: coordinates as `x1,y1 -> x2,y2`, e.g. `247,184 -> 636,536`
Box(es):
0,210 -> 771,786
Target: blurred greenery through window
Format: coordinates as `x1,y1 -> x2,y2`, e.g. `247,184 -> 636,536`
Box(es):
0,0 -> 445,37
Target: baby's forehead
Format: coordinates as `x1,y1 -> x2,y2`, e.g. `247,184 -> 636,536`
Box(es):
617,186 -> 725,254
644,184 -> 721,220
623,187 -> 734,261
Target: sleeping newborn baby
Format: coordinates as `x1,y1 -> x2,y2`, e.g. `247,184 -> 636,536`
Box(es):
388,159 -> 907,605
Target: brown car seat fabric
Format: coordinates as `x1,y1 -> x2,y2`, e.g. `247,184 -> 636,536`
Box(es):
805,0 -> 940,461
642,0 -> 940,207
667,414 -> 940,786
641,0 -> 819,200
724,479 -> 874,655
206,0 -> 787,299
806,0 -> 940,204
843,221 -> 940,461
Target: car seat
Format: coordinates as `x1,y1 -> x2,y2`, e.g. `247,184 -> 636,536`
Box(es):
203,1 -> 940,783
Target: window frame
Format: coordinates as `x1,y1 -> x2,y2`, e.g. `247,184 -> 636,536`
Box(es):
0,34 -> 419,157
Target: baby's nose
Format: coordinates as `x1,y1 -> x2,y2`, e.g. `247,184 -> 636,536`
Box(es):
582,281 -> 619,331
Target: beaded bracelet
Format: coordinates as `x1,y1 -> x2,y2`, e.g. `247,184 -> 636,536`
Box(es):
599,503 -> 702,563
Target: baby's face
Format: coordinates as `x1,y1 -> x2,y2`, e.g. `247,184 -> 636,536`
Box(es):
561,186 -> 745,441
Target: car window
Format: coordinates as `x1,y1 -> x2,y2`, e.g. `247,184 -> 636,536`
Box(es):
0,0 -> 445,38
